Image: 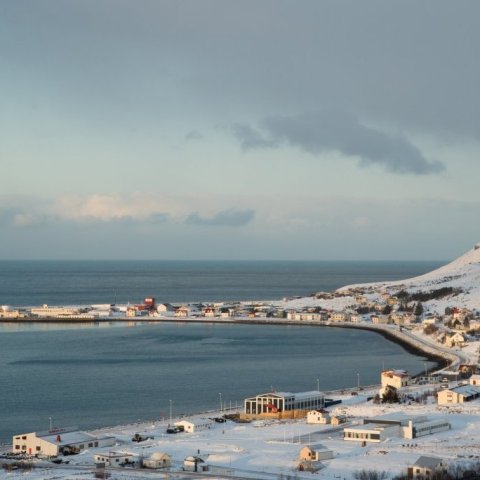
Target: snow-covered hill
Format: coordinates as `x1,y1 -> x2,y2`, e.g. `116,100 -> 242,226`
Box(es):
341,243 -> 480,312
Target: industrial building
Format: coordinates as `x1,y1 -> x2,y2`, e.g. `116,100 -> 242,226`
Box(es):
12,427 -> 115,457
343,414 -> 450,443
244,391 -> 324,415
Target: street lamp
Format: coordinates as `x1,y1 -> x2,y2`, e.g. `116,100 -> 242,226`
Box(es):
219,393 -> 223,413
49,417 -> 52,431
357,373 -> 360,391
169,400 -> 172,424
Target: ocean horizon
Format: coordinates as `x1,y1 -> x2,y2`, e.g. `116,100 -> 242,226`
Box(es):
0,259 -> 443,307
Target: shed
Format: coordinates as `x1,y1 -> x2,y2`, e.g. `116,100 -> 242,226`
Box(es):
143,451 -> 172,469
183,455 -> 209,472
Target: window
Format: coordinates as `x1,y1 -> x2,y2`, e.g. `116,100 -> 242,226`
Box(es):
94,442 -> 98,447
36,446 -> 41,452
22,436 -> 27,440
88,443 -> 93,448
15,445 -> 20,450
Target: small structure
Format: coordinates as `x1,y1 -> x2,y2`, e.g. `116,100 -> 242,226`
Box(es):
306,410 -> 330,424
94,452 -> 137,467
344,424 -> 400,443
470,374 -> 480,386
299,445 -> 333,461
174,419 -> 213,433
437,384 -> 480,405
331,415 -> 347,426
143,451 -> 172,469
407,456 -> 447,479
12,428 -> 115,457
244,391 -> 324,415
183,455 -> 209,472
381,369 -> 410,389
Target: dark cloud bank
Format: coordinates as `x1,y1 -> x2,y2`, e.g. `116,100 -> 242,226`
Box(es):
234,111 -> 445,175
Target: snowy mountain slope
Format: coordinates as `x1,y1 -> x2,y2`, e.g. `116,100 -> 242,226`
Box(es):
340,243 -> 480,311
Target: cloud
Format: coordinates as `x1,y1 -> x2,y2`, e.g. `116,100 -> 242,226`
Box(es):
233,111 -> 445,175
185,208 -> 255,227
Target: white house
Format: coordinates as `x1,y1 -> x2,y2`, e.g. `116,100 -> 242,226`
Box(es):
183,455 -> 209,472
94,452 -> 137,467
174,419 -> 213,433
469,374 -> 480,386
12,428 -> 115,457
381,369 -> 410,389
143,451 -> 172,469
306,410 -> 330,424
298,445 -> 334,461
407,456 -> 448,479
343,424 -> 400,443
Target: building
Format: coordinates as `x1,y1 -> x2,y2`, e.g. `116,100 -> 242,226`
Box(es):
174,419 -> 213,433
344,414 -> 450,443
30,305 -> 80,317
381,369 -> 410,389
183,455 -> 209,472
143,452 -> 172,469
306,410 -> 330,424
407,456 -> 448,479
12,428 -> 115,457
94,452 -> 137,467
244,391 -> 324,415
437,384 -> 480,405
470,374 -> 480,386
298,445 -> 334,461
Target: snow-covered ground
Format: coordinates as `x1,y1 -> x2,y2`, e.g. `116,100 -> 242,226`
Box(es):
5,389 -> 480,480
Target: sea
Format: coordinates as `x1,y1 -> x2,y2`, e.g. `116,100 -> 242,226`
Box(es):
0,260 -> 443,443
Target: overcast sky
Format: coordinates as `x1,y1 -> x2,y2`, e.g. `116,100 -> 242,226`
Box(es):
1,0 -> 479,260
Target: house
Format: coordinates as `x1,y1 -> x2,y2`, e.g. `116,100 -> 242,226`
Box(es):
330,312 -> 348,322
437,384 -> 480,405
94,452 -> 137,467
469,374 -> 480,386
202,306 -> 216,317
371,314 -> 390,325
156,303 -> 175,314
344,424 -> 400,443
331,415 -> 347,425
174,419 -> 213,433
298,445 -> 334,461
183,455 -> 209,472
143,451 -> 172,469
12,428 -> 115,457
381,369 -> 410,389
174,306 -> 190,317
407,456 -> 447,479
244,391 -> 324,415
445,332 -> 466,347
306,410 -> 330,424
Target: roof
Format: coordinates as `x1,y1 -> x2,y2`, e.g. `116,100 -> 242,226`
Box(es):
447,385 -> 480,397
39,430 -> 97,446
413,456 -> 443,469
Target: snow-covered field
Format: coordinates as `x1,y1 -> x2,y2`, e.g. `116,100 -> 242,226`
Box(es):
5,389 -> 480,480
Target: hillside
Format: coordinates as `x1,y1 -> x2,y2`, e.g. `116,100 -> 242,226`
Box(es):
340,243 -> 480,313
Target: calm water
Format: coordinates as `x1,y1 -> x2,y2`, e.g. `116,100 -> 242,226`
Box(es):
0,322 -> 436,443
0,260 -> 442,306
0,260 -> 443,443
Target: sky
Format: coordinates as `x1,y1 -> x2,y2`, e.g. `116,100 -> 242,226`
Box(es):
1,0 -> 479,261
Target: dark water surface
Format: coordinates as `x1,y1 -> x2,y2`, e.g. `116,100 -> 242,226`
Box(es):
0,260 -> 442,306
